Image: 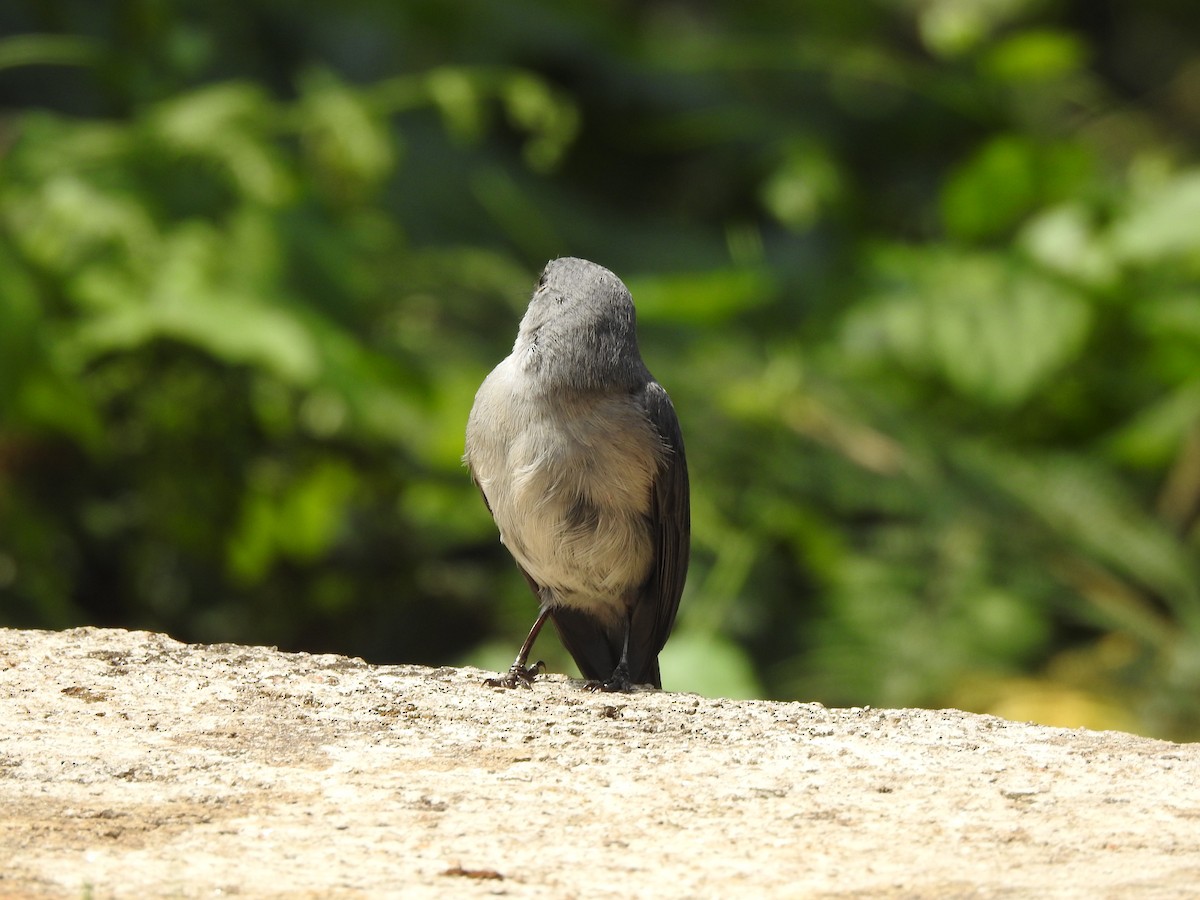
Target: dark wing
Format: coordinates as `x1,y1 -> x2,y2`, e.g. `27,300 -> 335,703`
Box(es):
625,379 -> 691,687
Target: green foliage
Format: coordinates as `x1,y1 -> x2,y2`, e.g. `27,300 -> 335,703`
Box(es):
844,247 -> 1091,407
2,1 -> 1200,739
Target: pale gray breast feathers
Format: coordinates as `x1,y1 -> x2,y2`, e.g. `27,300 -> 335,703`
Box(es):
466,360 -> 663,623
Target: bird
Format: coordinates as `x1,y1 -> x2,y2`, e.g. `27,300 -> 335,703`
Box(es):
464,257 -> 690,691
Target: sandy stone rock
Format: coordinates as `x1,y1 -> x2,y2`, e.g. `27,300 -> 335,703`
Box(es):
1,626 -> 1198,898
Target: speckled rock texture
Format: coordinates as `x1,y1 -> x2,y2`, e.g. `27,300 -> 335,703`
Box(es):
1,626 -> 1197,898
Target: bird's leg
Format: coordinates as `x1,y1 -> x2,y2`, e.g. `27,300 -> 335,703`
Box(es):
587,610 -> 635,693
484,605 -> 551,689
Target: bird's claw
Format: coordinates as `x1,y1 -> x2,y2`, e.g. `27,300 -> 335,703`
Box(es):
483,660 -> 546,689
584,665 -> 633,693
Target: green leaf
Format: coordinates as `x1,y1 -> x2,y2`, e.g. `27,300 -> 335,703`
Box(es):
1018,204 -> 1116,288
917,0 -> 1032,58
10,369 -> 106,452
981,30 -> 1087,83
3,176 -> 159,276
71,296 -> 321,385
148,82 -> 293,205
659,630 -> 763,699
425,67 -> 486,142
844,248 -> 1091,407
0,241 -> 41,398
227,460 -> 358,583
275,460 -> 358,559
942,137 -> 1092,241
302,323 -> 427,445
299,68 -> 397,196
59,224 -> 319,383
1106,380 -> 1200,468
501,73 -> 579,172
964,445 -> 1200,631
0,34 -> 100,71
1109,169 -> 1200,263
627,267 -> 775,325
760,139 -> 842,232
943,136 -> 1040,240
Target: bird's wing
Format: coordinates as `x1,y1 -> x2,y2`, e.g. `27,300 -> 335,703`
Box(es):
627,380 -> 690,686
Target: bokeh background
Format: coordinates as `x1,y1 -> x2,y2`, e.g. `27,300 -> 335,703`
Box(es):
3,1 -> 1200,740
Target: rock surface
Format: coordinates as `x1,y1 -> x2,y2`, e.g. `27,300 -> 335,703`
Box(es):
1,626 -> 1198,898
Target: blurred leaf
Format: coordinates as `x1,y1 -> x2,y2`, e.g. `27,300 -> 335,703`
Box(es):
303,324 -> 427,445
1134,292 -> 1200,342
759,139 -> 843,232
627,268 -> 775,325
1107,380 -> 1200,468
3,176 -> 159,277
1018,204 -> 1116,288
298,68 -> 398,200
942,137 -> 1092,241
660,630 -> 763,699
276,460 -> 358,558
10,369 -> 106,452
844,248 -> 1092,407
227,460 -> 358,583
0,33 -> 101,70
917,0 -> 1038,58
1,115 -> 132,188
64,225 -> 322,385
963,445 -> 1200,631
470,167 -> 563,261
149,82 -> 293,205
402,479 -> 493,544
1109,169 -> 1200,263
0,241 -> 41,397
981,30 -> 1087,83
943,136 -> 1038,240
425,66 -> 486,142
501,73 -> 580,172
417,368 -> 488,471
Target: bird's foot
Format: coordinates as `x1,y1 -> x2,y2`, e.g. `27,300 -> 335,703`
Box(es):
483,660 -> 546,689
584,664 -> 633,693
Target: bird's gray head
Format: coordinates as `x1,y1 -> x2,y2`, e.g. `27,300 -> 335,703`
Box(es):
515,257 -> 648,392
